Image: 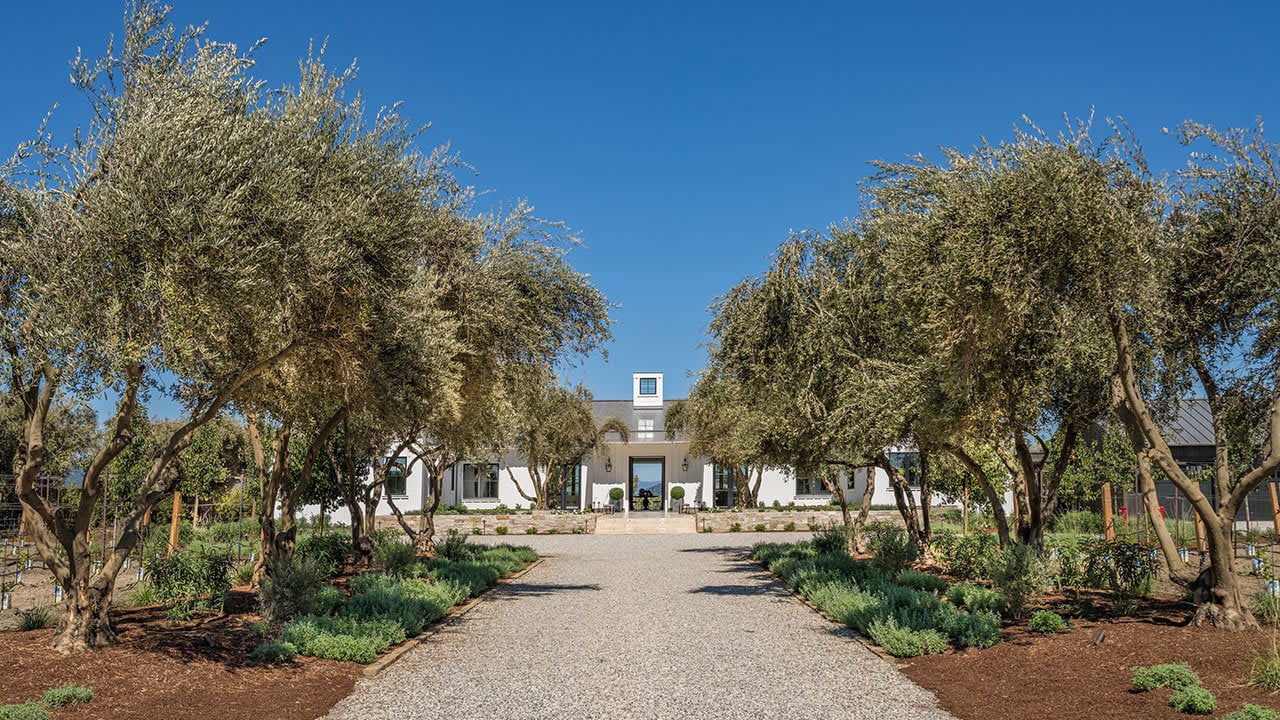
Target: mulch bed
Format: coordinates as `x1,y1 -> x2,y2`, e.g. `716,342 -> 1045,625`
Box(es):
900,595 -> 1280,720
0,590 -> 361,720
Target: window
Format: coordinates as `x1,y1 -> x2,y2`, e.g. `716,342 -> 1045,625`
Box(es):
386,457 -> 408,497
796,476 -> 827,496
639,377 -> 657,395
638,417 -> 654,440
463,463 -> 500,500
888,452 -> 921,489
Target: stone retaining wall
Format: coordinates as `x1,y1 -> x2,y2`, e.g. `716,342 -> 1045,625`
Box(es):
694,509 -> 902,533
376,512 -> 596,536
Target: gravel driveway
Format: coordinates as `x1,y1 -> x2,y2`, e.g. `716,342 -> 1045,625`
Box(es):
322,532 -> 955,720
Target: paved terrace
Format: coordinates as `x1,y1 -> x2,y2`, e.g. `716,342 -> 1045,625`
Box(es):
323,532 -> 956,720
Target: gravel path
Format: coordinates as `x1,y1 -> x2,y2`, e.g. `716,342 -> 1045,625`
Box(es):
322,532 -> 955,720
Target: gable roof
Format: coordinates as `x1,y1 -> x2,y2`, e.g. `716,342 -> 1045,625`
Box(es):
1163,398 -> 1215,447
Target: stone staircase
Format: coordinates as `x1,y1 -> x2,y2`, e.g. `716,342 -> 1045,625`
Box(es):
595,512 -> 697,535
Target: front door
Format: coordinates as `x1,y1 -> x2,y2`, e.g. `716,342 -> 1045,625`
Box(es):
628,458 -> 665,511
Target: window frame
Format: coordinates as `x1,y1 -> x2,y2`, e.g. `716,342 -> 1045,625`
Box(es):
385,456 -> 409,497
639,377 -> 657,395
462,462 -> 501,501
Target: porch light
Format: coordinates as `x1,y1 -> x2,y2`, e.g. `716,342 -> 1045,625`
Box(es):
605,458 -> 612,472
681,458 -> 689,472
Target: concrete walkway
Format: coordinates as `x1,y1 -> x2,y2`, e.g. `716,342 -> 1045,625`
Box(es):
322,533 -> 955,720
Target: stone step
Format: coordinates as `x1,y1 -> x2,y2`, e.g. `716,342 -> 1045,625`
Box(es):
595,513 -> 697,535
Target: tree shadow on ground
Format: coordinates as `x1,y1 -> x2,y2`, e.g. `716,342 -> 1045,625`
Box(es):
687,583 -> 794,598
490,582 -> 603,599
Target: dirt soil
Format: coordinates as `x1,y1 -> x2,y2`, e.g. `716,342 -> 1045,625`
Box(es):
901,596 -> 1280,720
0,591 -> 360,720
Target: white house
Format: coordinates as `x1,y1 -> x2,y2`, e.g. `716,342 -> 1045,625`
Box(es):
309,372 -> 936,523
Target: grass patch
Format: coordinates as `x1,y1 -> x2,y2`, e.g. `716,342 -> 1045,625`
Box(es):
41,684 -> 93,708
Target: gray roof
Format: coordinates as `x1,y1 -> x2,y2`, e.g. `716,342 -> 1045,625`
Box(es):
1163,398 -> 1215,447
592,399 -> 685,440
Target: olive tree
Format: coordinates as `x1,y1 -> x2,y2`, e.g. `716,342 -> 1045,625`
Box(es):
862,118 -> 1146,548
1109,121 -> 1280,629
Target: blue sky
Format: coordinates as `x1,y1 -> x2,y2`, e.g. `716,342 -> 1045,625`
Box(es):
4,1 -> 1279,416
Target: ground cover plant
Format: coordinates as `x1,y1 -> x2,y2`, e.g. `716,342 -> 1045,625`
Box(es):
254,538 -> 536,664
752,539 -> 1003,657
1132,663 -> 1217,714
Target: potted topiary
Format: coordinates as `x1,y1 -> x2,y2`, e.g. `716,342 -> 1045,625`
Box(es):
670,485 -> 686,513
608,487 -> 625,512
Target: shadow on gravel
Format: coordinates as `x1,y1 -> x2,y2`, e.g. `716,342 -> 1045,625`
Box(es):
492,582 -> 603,599
688,583 -> 792,598
678,546 -> 750,558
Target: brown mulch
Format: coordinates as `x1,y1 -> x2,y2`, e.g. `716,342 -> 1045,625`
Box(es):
900,596 -> 1280,720
1,591 -> 360,720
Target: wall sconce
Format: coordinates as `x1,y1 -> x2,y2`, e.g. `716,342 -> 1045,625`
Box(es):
605,458 -> 613,473
681,458 -> 689,472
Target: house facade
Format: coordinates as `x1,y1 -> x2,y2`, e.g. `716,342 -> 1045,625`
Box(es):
309,371 -> 932,524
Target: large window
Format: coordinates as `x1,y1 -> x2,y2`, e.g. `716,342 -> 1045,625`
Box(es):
796,476 -> 827,496
639,377 -> 657,395
463,463 -> 500,500
712,464 -> 737,508
888,452 -> 921,489
386,457 -> 408,497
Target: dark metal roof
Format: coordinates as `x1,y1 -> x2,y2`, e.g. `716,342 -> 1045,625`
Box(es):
591,399 -> 688,441
1164,398 -> 1215,448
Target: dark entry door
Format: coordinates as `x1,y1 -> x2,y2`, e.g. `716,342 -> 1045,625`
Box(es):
628,458 -> 665,511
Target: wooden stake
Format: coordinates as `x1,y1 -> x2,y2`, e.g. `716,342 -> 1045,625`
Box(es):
1100,481 -> 1115,541
1269,481 -> 1280,537
167,490 -> 182,556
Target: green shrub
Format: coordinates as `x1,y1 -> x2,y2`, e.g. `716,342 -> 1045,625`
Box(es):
1027,610 -> 1071,633
867,616 -> 947,657
438,530 -> 471,560
374,540 -> 418,579
754,524 -> 767,532
250,641 -> 298,663
784,521 -> 797,532
17,606 -> 53,631
427,561 -> 501,598
866,523 -> 920,575
897,570 -> 947,594
1169,686 -> 1216,715
0,702 -> 50,720
932,531 -> 999,580
145,549 -> 232,619
504,545 -> 538,564
525,527 -> 539,535
990,543 -> 1049,620
343,574 -> 461,636
729,522 -> 742,532
495,526 -> 508,535
811,525 -> 850,554
1083,540 -> 1156,607
203,519 -> 257,544
42,684 -> 93,708
1224,704 -> 1280,720
257,554 -> 334,622
234,563 -> 255,586
670,486 -> 686,500
295,533 -> 353,577
949,609 -> 1002,649
1132,663 -> 1201,692
281,614 -> 407,663
1255,592 -> 1280,626
477,548 -> 526,575
609,487 -> 624,501
251,620 -> 271,637
1249,645 -> 1280,691
1050,511 -> 1103,535
946,583 -> 1005,615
